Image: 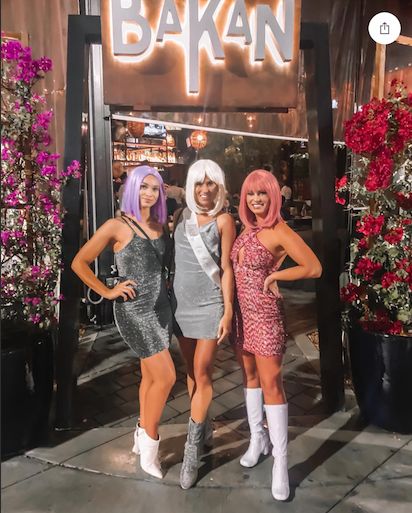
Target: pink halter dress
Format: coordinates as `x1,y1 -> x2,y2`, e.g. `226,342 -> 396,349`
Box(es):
230,228 -> 287,357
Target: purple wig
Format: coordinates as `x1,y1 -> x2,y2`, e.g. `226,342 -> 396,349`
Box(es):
121,166 -> 167,224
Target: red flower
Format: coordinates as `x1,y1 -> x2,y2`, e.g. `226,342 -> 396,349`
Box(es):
356,214 -> 385,236
381,272 -> 401,288
357,237 -> 369,251
364,151 -> 393,191
340,283 -> 361,303
395,192 -> 412,211
392,108 -> 412,154
336,176 -> 347,190
354,257 -> 383,281
335,192 -> 346,205
384,227 -> 404,245
344,98 -> 390,155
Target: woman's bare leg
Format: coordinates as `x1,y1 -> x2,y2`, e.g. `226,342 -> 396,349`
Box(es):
139,359 -> 153,429
178,336 -> 196,399
142,349 -> 176,439
255,354 -> 289,501
255,355 -> 286,404
191,339 -> 218,423
235,348 -> 260,388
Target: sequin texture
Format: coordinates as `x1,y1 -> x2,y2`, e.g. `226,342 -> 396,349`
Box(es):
230,228 -> 287,357
173,211 -> 224,340
113,233 -> 173,359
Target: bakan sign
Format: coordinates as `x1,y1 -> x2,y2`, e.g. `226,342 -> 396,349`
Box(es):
101,0 -> 301,110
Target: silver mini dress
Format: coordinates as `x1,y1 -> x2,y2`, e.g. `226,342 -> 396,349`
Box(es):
113,233 -> 172,359
173,212 -> 224,340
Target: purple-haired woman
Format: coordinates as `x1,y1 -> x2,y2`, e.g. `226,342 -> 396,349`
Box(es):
72,165 -> 175,480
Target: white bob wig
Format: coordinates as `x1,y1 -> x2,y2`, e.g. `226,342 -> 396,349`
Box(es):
185,159 -> 227,216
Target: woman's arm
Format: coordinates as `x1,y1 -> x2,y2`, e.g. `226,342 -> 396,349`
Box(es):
263,222 -> 322,292
71,219 -> 136,301
217,213 -> 236,344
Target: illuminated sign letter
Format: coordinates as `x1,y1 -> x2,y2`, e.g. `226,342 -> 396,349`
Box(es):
188,0 -> 225,94
255,0 -> 294,62
226,0 -> 252,44
112,0 -> 151,56
157,0 -> 183,42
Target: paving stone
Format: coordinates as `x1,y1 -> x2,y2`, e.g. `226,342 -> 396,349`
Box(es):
26,428 -> 132,464
115,364 -> 139,376
211,366 -> 227,380
160,404 -> 180,423
166,394 -> 191,414
284,380 -> 308,398
1,456 -> 53,489
118,400 -> 139,417
215,349 -> 235,362
290,392 -> 321,412
304,386 -> 322,400
110,415 -> 139,428
170,379 -> 188,398
114,372 -> 139,387
116,385 -> 139,403
224,369 -> 244,385
86,379 -> 123,397
215,359 -> 241,373
221,405 -> 247,422
214,386 -> 244,410
166,412 -> 191,425
94,407 -> 128,426
208,400 -> 231,420
288,401 -> 306,417
213,377 -> 238,397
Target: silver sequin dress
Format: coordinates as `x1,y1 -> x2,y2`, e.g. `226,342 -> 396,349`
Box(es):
173,210 -> 224,339
113,233 -> 173,359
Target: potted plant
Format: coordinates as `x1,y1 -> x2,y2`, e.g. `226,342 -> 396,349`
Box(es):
1,39 -> 81,456
336,81 -> 412,434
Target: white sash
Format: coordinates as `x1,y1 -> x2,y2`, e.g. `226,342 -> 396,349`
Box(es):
183,209 -> 221,289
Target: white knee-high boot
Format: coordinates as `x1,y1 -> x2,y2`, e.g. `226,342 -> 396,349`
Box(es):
265,403 -> 290,501
132,422 -> 145,455
139,430 -> 163,479
240,388 -> 271,467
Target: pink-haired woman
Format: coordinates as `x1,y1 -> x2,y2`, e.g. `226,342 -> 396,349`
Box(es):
231,170 -> 322,501
72,165 -> 176,480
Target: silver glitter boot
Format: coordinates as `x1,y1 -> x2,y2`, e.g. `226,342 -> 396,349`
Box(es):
203,415 -> 214,450
180,418 -> 205,490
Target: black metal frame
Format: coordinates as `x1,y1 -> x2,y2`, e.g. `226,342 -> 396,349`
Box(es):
301,23 -> 345,411
57,15 -> 344,428
56,15 -> 101,428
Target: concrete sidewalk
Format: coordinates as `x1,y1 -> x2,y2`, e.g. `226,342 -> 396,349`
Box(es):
2,291 -> 412,513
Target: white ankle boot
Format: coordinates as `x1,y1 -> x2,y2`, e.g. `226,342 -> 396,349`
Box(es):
240,388 -> 271,468
139,430 -> 163,479
132,423 -> 145,455
265,403 -> 290,501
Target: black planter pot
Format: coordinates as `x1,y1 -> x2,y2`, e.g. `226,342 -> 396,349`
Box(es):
1,327 -> 54,458
348,325 -> 412,434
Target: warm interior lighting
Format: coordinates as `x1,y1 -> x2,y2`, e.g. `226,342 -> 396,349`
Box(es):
190,130 -> 208,150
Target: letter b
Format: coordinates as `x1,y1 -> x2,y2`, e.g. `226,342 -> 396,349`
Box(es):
111,0 -> 151,56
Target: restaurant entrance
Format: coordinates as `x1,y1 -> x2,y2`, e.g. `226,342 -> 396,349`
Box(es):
56,6 -> 344,429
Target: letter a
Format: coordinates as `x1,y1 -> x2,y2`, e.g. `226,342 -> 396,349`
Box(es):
112,0 -> 151,56
226,0 -> 252,44
157,0 -> 183,41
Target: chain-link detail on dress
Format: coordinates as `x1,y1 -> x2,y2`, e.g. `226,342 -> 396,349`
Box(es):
230,228 -> 287,357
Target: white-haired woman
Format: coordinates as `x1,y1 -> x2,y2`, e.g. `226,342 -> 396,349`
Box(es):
172,159 -> 236,489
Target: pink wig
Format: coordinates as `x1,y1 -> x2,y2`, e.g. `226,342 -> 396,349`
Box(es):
239,170 -> 283,229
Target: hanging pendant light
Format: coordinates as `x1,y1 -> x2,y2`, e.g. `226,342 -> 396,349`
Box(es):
127,121 -> 145,138
190,130 -> 208,150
